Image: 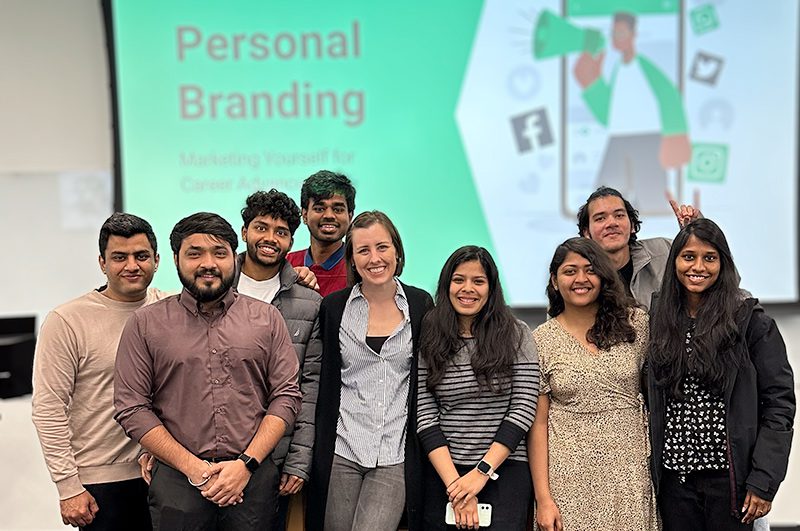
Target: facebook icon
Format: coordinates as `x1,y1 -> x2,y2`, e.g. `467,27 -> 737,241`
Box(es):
510,107 -> 554,153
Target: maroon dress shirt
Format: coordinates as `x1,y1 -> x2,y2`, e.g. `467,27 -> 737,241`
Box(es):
114,288 -> 301,458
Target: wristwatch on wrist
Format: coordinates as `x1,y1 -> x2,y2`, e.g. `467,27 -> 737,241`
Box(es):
476,460 -> 499,480
237,453 -> 260,473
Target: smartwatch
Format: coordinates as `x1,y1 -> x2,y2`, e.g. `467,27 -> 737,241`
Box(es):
476,460 -> 499,480
237,453 -> 260,473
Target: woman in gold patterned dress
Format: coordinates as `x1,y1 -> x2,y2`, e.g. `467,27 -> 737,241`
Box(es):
527,237 -> 659,531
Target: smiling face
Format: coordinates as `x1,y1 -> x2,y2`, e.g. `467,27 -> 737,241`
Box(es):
350,223 -> 397,289
175,233 -> 236,303
302,193 -> 352,245
99,233 -> 159,302
553,251 -> 600,310
583,195 -> 634,256
675,234 -> 721,311
449,260 -> 490,334
242,214 -> 292,274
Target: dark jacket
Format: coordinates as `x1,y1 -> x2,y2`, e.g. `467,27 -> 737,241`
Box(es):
234,255 -> 322,480
306,283 -> 433,531
646,296 -> 795,513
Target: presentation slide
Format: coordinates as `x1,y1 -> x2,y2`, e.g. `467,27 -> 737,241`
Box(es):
107,0 -> 798,305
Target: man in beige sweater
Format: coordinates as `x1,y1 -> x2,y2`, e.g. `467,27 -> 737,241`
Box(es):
32,213 -> 166,530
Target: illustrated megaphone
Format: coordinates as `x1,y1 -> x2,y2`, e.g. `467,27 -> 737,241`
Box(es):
533,9 -> 605,59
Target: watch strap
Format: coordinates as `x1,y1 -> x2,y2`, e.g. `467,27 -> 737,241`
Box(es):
476,460 -> 499,480
237,453 -> 260,473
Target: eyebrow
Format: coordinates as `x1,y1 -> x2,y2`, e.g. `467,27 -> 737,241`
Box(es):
110,249 -> 151,256
253,221 -> 289,230
186,245 -> 229,252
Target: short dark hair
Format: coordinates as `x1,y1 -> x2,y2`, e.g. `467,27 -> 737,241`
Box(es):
300,170 -> 356,213
614,12 -> 636,31
577,186 -> 642,243
241,189 -> 301,235
170,212 -> 238,255
99,212 -> 157,258
344,211 -> 404,286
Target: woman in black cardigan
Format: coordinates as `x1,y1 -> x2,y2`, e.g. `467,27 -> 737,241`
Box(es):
646,219 -> 795,530
307,211 -> 433,531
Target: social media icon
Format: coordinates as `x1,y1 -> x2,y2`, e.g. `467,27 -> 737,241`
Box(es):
688,143 -> 728,183
690,5 -> 720,35
507,66 -> 541,100
690,51 -> 724,85
510,108 -> 554,153
699,99 -> 734,129
519,172 -> 540,193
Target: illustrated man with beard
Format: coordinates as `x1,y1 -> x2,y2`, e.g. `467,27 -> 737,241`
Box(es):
234,190 -> 322,530
287,170 -> 356,296
114,212 -> 301,531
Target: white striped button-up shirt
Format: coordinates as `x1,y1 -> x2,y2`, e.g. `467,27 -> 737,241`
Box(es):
335,280 -> 412,467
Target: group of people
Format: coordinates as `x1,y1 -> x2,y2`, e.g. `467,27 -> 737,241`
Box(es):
31,170 -> 795,531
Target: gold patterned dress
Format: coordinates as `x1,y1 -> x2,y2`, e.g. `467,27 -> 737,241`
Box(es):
532,309 -> 659,531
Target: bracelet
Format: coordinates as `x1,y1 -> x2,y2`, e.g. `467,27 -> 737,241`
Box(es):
446,477 -> 459,488
188,460 -> 212,487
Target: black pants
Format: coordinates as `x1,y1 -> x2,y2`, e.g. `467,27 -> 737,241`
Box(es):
82,478 -> 150,531
659,469 -> 753,531
422,460 -> 531,531
149,459 -> 279,531
273,492 -> 289,531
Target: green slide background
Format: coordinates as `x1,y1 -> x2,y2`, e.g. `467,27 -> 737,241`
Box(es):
112,0 -> 491,294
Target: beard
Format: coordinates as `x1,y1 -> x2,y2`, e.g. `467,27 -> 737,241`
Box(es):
178,265 -> 235,303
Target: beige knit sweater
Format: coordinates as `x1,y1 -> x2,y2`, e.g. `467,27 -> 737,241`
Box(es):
32,288 -> 166,499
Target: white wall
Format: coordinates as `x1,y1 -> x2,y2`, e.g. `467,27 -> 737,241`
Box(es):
0,0 -> 111,321
0,1 -> 798,529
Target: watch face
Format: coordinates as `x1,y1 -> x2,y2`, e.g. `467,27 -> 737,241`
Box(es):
239,454 -> 259,472
477,461 -> 491,474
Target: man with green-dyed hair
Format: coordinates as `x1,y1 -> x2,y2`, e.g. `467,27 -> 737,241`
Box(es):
573,11 -> 691,214
287,170 -> 356,296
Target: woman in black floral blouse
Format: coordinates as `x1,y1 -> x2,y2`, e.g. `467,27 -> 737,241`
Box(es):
645,219 -> 795,531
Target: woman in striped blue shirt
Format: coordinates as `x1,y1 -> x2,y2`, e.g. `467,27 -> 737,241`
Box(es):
308,211 -> 433,531
417,246 -> 540,530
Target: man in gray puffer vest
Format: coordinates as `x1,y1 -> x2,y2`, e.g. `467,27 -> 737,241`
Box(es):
235,189 -> 322,530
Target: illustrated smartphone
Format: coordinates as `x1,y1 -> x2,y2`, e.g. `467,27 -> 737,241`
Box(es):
560,0 -> 685,217
445,502 -> 492,527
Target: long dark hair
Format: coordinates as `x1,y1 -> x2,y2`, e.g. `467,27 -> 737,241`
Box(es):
420,246 -> 523,393
547,237 -> 637,349
649,219 -> 743,399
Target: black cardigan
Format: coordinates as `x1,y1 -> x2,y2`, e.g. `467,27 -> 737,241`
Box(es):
646,296 -> 795,514
306,283 -> 433,531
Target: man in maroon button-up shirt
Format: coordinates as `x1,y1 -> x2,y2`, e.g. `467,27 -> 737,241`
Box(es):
114,212 -> 301,531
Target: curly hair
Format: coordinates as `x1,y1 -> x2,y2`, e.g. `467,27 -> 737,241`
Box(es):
546,237 -> 637,349
420,246 -> 522,393
241,189 -> 301,235
576,186 -> 642,243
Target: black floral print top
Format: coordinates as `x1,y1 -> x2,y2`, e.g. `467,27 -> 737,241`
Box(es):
662,320 -> 728,473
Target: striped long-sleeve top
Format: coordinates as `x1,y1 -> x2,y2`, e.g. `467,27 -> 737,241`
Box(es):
416,321 -> 540,465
